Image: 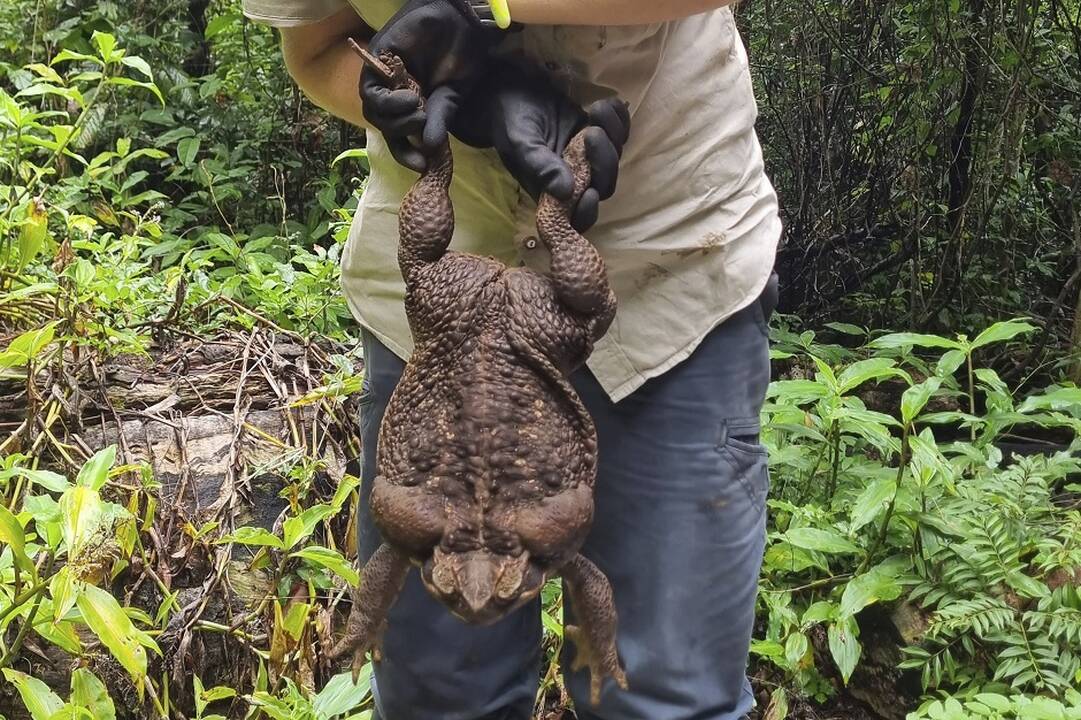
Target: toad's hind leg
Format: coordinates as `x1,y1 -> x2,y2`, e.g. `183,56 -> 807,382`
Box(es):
562,554 -> 628,706
329,543 -> 410,679
355,49 -> 456,289
536,132 -> 617,340
398,142 -> 455,286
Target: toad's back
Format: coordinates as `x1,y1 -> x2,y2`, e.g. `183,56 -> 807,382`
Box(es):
378,257 -> 598,512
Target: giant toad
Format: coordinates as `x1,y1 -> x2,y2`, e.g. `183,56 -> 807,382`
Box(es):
331,49 -> 627,704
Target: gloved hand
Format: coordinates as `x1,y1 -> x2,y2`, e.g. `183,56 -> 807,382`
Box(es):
453,64 -> 632,232
361,0 -> 505,172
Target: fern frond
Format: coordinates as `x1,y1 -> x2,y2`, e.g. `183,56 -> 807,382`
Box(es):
927,596 -> 1016,639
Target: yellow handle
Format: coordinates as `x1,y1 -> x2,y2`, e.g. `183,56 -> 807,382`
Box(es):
489,0 -> 512,29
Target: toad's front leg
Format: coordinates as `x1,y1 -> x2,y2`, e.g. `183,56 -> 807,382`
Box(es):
562,553 -> 628,705
329,543 -> 411,679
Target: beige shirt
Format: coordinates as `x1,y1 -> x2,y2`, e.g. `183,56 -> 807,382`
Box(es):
244,0 -> 781,402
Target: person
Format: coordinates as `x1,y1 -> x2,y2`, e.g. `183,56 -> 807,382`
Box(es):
242,1 -> 781,718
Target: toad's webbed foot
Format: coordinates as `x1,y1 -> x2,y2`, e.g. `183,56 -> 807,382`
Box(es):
562,554 -> 628,706
329,543 -> 411,680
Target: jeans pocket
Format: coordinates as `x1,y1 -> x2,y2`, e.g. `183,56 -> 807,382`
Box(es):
717,418 -> 770,512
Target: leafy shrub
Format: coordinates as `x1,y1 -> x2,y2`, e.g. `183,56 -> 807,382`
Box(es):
756,317 -> 1081,713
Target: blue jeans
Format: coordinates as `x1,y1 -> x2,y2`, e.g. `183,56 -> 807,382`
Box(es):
357,277 -> 775,720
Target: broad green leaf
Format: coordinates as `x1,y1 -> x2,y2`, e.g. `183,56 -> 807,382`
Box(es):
107,76 -> 164,107
177,137 -> 201,167
1018,387 -> 1081,413
120,55 -> 153,80
902,377 -> 942,424
825,322 -> 866,336
763,542 -> 825,574
1006,570 -> 1049,600
283,504 -> 336,549
837,358 -> 908,394
76,583 -> 152,684
766,380 -> 830,405
70,668 -> 116,720
0,322 -> 59,368
205,13 -> 240,38
811,356 -> 839,392
76,446 -> 116,490
784,527 -> 861,555
91,31 -> 121,63
14,468 -> 70,492
31,607 -> 82,654
750,640 -> 786,664
247,693 -> 297,720
291,546 -> 359,586
2,669 -> 64,720
0,504 -> 34,574
970,320 -> 1037,350
330,474 -> 361,512
974,694 -> 1012,712
199,685 -> 237,707
839,570 -> 902,618
50,566 -> 80,622
849,478 -> 897,532
51,49 -> 100,66
975,368 -> 1011,399
23,494 -> 62,549
935,349 -> 968,378
59,486 -> 105,558
220,526 -> 284,549
332,148 -> 370,167
26,63 -> 64,83
282,601 -> 310,641
313,668 -> 373,720
869,332 -> 964,351
16,199 -> 48,271
801,601 -> 837,625
827,616 -> 862,685
784,632 -> 809,668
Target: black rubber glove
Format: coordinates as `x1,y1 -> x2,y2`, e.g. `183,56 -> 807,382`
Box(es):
454,65 -> 632,232
361,0 -> 504,172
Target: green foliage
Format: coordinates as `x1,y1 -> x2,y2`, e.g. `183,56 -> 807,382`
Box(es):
758,317 -> 1081,709
908,690 -> 1081,720
0,448 -> 161,712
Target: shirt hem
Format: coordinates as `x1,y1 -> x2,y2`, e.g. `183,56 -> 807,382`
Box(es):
591,215 -> 781,403
241,8 -> 344,27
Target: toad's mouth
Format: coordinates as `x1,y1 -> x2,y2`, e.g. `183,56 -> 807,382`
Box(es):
419,547 -> 547,626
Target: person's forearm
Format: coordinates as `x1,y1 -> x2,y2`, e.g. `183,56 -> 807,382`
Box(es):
506,0 -> 734,25
280,8 -> 372,127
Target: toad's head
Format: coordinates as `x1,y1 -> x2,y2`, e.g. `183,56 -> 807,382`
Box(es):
421,546 -> 546,625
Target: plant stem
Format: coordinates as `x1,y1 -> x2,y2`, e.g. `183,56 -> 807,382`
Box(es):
0,578 -> 48,627
967,352 -> 977,443
802,419 -> 835,504
828,422 -> 842,502
857,422 -> 910,575
0,584 -> 45,668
